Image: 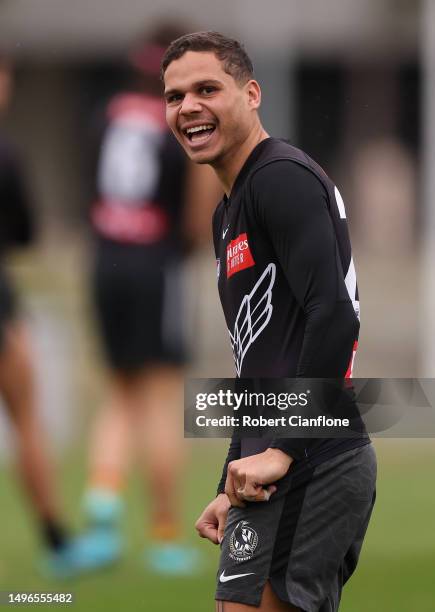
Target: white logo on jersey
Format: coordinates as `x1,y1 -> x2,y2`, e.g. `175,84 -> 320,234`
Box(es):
229,264 -> 276,376
222,225 -> 230,239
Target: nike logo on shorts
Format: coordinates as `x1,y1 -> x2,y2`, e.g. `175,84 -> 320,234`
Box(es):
219,570 -> 255,583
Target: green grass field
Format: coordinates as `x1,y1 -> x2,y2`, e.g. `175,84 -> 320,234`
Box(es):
0,439 -> 434,612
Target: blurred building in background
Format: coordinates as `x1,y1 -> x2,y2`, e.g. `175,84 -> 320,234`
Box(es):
0,0 -> 425,452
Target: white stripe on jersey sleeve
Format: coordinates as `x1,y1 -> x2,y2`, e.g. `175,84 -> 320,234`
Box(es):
344,256 -> 360,320
334,186 -> 347,219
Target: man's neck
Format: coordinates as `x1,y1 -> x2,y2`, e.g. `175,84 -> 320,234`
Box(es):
213,124 -> 269,196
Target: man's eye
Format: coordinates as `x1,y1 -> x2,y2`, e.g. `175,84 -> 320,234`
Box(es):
167,94 -> 182,104
200,86 -> 215,95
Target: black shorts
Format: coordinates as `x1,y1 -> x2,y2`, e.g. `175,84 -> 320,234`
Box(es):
0,268 -> 18,351
92,241 -> 188,371
216,444 -> 377,611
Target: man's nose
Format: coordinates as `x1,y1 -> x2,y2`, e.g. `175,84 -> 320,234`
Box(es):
180,93 -> 202,114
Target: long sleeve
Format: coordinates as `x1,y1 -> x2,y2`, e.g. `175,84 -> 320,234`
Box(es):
251,161 -> 359,459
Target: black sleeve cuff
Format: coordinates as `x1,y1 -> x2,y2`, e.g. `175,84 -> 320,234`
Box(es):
268,438 -> 308,461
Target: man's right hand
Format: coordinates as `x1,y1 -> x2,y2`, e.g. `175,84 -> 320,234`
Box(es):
195,493 -> 231,545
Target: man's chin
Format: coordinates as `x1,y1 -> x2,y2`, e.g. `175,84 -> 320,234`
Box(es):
187,149 -> 218,165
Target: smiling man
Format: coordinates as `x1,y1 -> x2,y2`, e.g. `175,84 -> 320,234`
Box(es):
162,32 -> 376,612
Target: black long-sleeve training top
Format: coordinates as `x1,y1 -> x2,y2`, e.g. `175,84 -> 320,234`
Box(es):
212,138 -> 369,494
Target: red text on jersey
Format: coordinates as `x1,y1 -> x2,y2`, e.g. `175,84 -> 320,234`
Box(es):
226,233 -> 255,278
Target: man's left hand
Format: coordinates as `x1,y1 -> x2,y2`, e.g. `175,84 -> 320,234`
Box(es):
225,448 -> 293,507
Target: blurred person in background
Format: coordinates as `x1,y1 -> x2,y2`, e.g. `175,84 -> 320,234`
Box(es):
67,25 -> 220,576
0,53 -> 71,570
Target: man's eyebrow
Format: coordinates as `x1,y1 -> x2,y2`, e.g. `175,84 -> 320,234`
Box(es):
164,79 -> 222,97
164,87 -> 180,98
195,79 -> 222,87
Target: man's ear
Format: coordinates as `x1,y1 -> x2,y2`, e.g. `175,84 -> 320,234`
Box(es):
246,79 -> 261,110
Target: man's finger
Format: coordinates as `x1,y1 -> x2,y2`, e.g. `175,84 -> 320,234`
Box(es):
224,471 -> 237,505
229,465 -> 244,499
236,477 -> 258,500
237,484 -> 277,503
225,472 -> 245,508
197,521 -> 219,544
260,484 -> 277,501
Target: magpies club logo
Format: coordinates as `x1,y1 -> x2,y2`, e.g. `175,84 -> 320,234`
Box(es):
229,521 -> 259,562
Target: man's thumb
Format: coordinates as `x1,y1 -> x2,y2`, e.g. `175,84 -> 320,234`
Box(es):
262,484 -> 277,501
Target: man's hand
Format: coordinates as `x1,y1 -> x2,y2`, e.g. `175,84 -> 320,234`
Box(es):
225,448 -> 293,507
195,493 -> 231,545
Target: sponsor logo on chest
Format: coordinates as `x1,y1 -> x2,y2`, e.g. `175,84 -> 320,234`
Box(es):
226,233 -> 255,278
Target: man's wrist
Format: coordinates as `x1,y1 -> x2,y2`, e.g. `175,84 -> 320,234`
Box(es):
265,447 -> 293,468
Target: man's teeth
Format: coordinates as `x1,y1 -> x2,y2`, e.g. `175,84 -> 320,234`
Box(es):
186,124 -> 214,135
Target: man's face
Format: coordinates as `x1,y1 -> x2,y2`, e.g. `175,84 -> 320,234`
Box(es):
164,51 -> 258,165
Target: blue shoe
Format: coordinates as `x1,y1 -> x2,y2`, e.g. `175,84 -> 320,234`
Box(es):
82,489 -> 123,527
70,527 -> 122,571
144,543 -> 200,576
40,544 -> 83,580
41,489 -> 124,579
41,529 -> 122,579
